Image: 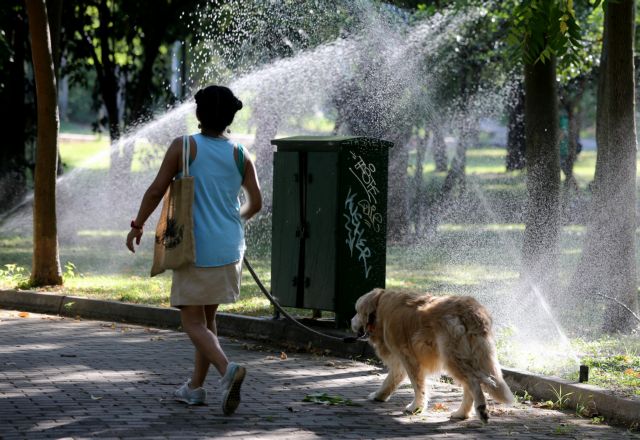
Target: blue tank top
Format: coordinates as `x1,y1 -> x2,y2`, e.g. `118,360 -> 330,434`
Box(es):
189,134 -> 245,267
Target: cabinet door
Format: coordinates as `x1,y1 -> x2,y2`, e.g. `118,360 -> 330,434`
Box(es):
303,152 -> 338,310
335,144 -> 389,326
271,152 -> 300,307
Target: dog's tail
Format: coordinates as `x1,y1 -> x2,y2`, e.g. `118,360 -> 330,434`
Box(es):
444,317 -> 515,405
473,336 -> 515,405
484,373 -> 515,405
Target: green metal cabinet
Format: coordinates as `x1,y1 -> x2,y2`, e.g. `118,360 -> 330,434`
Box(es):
270,136 -> 393,327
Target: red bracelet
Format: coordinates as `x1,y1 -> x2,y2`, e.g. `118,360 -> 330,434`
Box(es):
130,220 -> 143,230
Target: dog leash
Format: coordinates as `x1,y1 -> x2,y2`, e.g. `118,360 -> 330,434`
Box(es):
242,257 -> 364,344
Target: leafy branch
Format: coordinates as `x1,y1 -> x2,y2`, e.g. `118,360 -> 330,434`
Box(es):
508,0 -> 584,66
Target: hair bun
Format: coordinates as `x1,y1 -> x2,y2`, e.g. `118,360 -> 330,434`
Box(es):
194,85 -> 242,132
194,89 -> 203,104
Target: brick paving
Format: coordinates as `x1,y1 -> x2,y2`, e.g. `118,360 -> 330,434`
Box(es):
0,309 -> 638,440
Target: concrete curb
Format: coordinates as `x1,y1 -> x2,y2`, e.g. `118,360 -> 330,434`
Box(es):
502,368 -> 639,428
1,289 -> 638,427
0,290 -> 376,359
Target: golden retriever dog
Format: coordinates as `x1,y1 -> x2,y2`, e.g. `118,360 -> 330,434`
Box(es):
351,288 -> 514,423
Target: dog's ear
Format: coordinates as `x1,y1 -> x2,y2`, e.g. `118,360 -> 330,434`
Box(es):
367,310 -> 376,327
371,288 -> 384,310
364,289 -> 384,332
360,288 -> 383,314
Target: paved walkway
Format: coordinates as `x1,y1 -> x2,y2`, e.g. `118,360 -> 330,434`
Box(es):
0,309 -> 637,440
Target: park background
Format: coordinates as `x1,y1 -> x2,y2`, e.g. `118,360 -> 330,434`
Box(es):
1,0 -> 639,408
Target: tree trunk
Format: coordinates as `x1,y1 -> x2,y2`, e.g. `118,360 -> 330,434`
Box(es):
127,38 -> 161,126
423,116 -> 473,235
442,124 -> 469,197
387,132 -> 412,240
97,0 -> 121,144
45,0 -> 63,176
522,56 -> 561,295
84,0 -> 121,174
25,0 -> 63,286
180,40 -> 188,99
560,77 -> 587,193
562,101 -> 579,190
573,0 -> 639,333
411,134 -> 427,235
432,122 -> 448,172
506,80 -> 526,171
45,0 -> 62,80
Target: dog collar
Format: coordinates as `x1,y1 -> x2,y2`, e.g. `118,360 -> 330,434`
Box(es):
366,312 -> 376,333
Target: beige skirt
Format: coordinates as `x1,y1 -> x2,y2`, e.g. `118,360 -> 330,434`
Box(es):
170,260 -> 242,307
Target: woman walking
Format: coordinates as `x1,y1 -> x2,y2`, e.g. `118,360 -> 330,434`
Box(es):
126,85 -> 262,415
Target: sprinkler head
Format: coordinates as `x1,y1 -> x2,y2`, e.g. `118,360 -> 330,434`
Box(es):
579,365 -> 589,383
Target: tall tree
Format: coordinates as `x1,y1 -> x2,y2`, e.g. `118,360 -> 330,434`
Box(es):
410,133 -> 428,235
522,54 -> 561,292
25,0 -> 63,286
506,80 -> 526,171
431,123 -> 448,172
572,0 -> 639,332
510,0 -> 581,294
62,0 -> 199,175
558,75 -> 588,191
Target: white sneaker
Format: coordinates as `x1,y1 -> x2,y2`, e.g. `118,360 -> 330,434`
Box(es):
174,380 -> 206,405
220,362 -> 246,415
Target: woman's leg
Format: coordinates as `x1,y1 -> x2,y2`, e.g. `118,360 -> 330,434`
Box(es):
180,305 -> 229,388
191,305 -> 219,387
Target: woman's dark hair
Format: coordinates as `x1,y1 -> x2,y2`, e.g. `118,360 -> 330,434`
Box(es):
194,85 -> 243,132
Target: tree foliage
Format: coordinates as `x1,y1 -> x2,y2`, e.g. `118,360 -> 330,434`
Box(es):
60,0 -> 201,135
508,0 -> 584,65
186,0 -> 352,84
0,1 -> 34,213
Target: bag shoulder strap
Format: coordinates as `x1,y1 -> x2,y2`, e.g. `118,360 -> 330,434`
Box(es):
182,135 -> 190,177
234,143 -> 245,179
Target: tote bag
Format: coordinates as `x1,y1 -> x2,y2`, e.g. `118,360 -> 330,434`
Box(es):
150,136 -> 195,277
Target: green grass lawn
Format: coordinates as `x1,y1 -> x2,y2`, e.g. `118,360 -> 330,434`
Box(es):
2,138 -> 639,400
573,336 -> 640,399
59,137 -> 167,173
59,137 -> 110,170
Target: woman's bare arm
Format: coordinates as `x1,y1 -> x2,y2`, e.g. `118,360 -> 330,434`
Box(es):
240,156 -> 262,222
